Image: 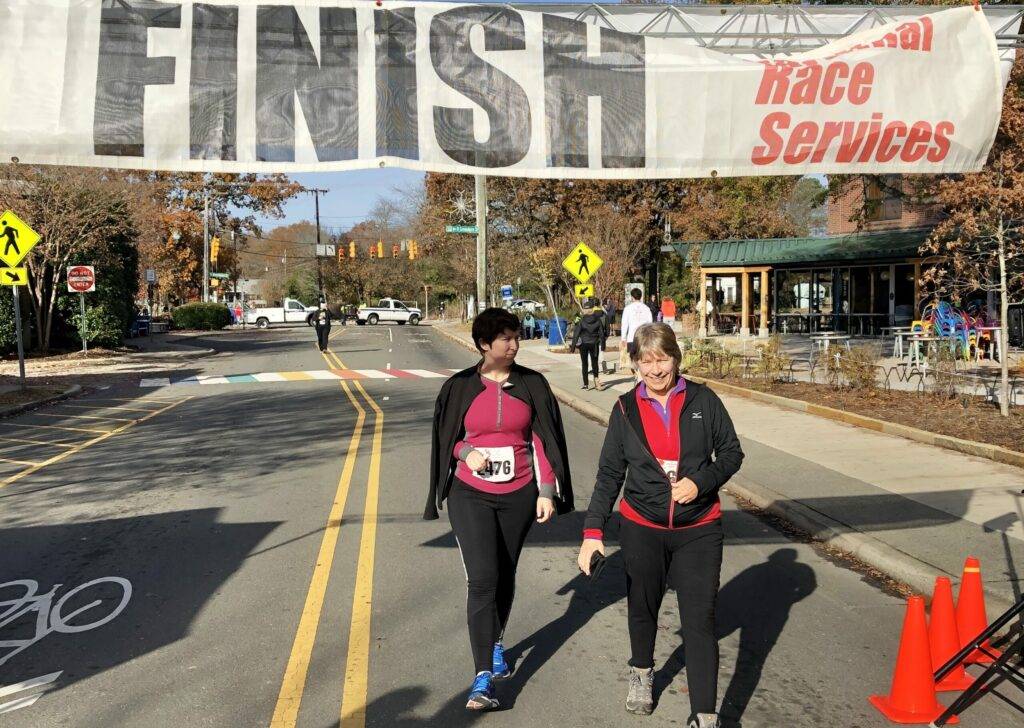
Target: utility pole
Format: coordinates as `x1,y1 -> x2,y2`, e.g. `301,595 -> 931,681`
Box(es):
202,192 -> 210,302
310,188 -> 328,303
475,175 -> 487,316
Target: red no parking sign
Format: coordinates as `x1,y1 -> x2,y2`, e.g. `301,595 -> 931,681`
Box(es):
67,265 -> 96,293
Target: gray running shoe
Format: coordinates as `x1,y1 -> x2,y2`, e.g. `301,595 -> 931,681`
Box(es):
687,713 -> 721,728
625,667 -> 654,715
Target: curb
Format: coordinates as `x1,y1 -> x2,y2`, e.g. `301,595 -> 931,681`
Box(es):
683,374 -> 1024,471
435,322 -> 1018,610
0,384 -> 82,419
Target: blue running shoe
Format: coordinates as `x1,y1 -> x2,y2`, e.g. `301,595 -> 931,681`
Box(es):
492,642 -> 511,679
466,671 -> 499,710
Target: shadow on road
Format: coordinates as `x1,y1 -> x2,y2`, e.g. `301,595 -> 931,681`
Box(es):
0,509 -> 280,697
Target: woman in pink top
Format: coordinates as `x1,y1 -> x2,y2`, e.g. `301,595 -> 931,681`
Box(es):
426,308 -> 574,710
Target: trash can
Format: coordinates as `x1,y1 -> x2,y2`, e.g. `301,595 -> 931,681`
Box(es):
547,317 -> 568,345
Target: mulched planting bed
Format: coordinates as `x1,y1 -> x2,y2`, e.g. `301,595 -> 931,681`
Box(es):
697,374 -> 1024,454
0,385 -> 66,410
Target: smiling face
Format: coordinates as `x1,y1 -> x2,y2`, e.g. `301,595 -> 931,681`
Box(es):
637,348 -> 677,395
480,328 -> 520,367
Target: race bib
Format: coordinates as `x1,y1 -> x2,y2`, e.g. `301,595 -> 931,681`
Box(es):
658,458 -> 679,482
474,446 -> 516,483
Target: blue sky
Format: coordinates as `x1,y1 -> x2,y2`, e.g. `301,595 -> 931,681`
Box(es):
253,169 -> 425,232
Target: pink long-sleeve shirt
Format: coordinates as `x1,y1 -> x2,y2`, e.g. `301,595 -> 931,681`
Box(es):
454,376 -> 556,495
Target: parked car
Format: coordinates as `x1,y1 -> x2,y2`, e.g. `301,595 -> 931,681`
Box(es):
356,298 -> 422,325
244,298 -> 317,329
509,298 -> 547,314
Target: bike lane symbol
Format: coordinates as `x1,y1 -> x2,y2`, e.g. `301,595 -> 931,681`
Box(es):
0,578 -> 133,713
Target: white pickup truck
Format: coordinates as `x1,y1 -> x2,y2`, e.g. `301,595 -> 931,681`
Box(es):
245,298 -> 318,329
357,298 -> 422,326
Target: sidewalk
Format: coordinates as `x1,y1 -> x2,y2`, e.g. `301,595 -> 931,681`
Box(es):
436,322 -> 1024,614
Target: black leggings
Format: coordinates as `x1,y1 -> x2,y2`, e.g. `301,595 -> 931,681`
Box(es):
447,479 -> 536,673
316,324 -> 331,350
579,342 -> 599,385
620,517 -> 724,715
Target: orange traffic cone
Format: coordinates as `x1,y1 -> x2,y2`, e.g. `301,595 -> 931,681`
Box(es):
955,556 -> 1002,665
870,596 -> 958,724
929,577 -> 975,692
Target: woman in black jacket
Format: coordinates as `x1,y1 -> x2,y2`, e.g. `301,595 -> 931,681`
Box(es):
576,323 -> 743,728
571,298 -> 608,390
426,308 -> 574,711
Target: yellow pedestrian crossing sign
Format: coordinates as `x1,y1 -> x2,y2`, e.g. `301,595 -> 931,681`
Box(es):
0,211 -> 40,268
574,282 -> 595,299
562,242 -> 603,284
0,267 -> 28,286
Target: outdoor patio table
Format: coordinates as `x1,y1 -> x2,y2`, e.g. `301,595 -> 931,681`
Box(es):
977,325 -> 1003,362
882,326 -> 913,358
810,333 -> 851,358
907,334 -> 942,367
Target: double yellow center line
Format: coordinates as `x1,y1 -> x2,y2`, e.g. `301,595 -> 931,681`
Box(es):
270,335 -> 384,728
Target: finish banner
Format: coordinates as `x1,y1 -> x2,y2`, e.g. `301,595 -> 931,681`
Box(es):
0,1 -> 1005,178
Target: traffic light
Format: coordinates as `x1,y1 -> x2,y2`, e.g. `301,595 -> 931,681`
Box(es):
210,236 -> 220,264
377,240 -> 384,259
349,241 -> 356,258
392,244 -> 399,258
338,246 -> 345,264
408,239 -> 417,260
368,244 -> 375,258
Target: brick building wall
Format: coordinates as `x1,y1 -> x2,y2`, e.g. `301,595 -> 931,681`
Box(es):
826,175 -> 942,235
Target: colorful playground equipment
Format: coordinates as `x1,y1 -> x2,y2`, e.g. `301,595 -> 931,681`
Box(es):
910,302 -> 999,361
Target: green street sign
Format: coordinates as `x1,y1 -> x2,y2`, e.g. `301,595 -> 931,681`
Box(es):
445,225 -> 478,234
209,272 -> 229,279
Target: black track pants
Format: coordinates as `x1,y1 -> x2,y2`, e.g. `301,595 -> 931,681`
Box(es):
579,343 -> 599,386
620,517 -> 724,715
447,479 -> 536,674
316,324 -> 330,351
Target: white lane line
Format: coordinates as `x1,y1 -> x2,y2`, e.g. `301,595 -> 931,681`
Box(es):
139,378 -> 170,388
402,369 -> 446,378
389,328 -> 393,343
0,670 -> 62,714
353,370 -> 393,379
0,694 -> 42,714
386,362 -> 391,370
304,370 -> 342,380
0,672 -> 62,700
252,372 -> 287,382
196,376 -> 229,385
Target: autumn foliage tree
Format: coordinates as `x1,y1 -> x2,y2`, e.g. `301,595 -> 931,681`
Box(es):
920,59 -> 1024,416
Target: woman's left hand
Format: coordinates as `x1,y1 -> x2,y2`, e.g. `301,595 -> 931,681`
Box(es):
671,478 -> 699,505
536,497 -> 555,523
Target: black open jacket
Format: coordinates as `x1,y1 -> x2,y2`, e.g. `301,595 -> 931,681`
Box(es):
583,379 -> 743,533
425,362 -> 574,519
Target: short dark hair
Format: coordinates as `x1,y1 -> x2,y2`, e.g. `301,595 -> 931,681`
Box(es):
630,288 -> 642,300
472,308 -> 520,352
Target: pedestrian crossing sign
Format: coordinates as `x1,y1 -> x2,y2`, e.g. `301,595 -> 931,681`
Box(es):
0,210 -> 40,268
574,282 -> 595,299
0,267 -> 28,286
562,242 -> 603,284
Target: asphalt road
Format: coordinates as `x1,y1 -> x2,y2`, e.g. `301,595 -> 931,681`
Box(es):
0,323 -> 1018,727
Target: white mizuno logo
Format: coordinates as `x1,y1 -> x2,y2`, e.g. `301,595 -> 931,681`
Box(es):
691,411 -> 703,419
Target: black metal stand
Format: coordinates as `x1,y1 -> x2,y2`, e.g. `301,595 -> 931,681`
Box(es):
931,596 -> 1024,726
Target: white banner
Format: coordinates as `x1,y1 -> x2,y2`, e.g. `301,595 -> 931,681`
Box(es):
0,1 -> 1005,178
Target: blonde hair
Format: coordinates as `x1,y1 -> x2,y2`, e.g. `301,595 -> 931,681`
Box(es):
631,323 -> 682,370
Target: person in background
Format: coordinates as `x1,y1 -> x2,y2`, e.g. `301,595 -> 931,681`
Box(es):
648,294 -> 661,322
313,302 -> 332,351
571,298 -> 608,391
620,288 -> 654,361
603,297 -> 618,350
523,311 -> 536,340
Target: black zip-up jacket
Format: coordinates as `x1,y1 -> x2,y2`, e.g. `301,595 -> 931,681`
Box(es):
572,311 -> 607,348
583,379 -> 743,533
426,362 -> 575,520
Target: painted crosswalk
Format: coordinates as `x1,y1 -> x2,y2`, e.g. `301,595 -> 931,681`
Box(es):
142,368 -> 461,387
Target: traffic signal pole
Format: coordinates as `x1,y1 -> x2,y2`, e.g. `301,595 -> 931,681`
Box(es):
202,192 -> 209,302
475,175 -> 487,315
